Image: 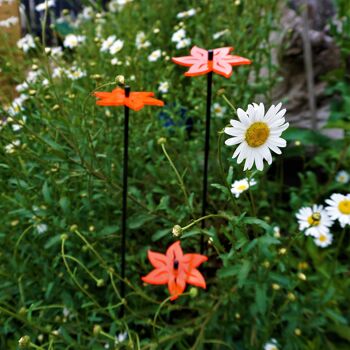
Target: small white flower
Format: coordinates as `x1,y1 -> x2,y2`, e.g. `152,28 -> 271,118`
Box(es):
35,0 -> 55,12
224,102 -> 289,171
176,37 -> 191,49
176,8 -> 196,19
148,49 -> 162,62
50,46 -> 63,57
135,31 -> 151,49
158,81 -> 169,94
66,67 -> 86,80
0,16 -> 18,28
27,70 -> 42,83
42,79 -> 49,86
81,6 -> 94,20
17,34 -> 36,53
213,29 -> 230,40
171,28 -> 186,43
273,226 -> 281,238
212,103 -> 227,118
111,58 -> 121,65
115,332 -> 127,344
16,82 -> 29,93
63,34 -> 85,49
264,339 -> 279,350
230,178 -> 256,198
5,140 -> 20,154
109,39 -> 124,54
62,307 -> 70,317
326,193 -> 350,227
52,67 -> 64,78
336,170 -> 349,184
36,223 -> 48,234
296,205 -> 333,237
108,0 -> 133,12
100,35 -> 117,52
314,231 -> 333,248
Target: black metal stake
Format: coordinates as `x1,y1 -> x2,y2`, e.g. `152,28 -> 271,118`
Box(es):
120,85 -> 130,317
200,50 -> 213,254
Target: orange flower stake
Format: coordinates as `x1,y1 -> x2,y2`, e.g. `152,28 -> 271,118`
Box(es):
142,241 -> 208,300
94,88 -> 164,110
173,46 -> 251,254
172,46 -> 251,78
94,85 -> 164,316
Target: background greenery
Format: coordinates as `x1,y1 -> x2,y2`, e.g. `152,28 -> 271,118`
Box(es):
0,0 -> 350,349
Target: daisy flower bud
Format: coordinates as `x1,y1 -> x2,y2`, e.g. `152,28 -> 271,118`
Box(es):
18,336 -> 31,348
172,225 -> 183,237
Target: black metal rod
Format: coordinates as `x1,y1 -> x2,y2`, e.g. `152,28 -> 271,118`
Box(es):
201,50 -> 213,254
120,85 -> 130,316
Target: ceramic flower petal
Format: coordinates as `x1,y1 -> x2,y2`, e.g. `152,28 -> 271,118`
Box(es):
142,241 -> 208,300
94,88 -> 164,111
172,46 -> 251,78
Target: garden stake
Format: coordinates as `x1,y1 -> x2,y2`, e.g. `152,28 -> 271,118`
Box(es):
172,46 -> 251,253
94,85 -> 164,317
200,50 -> 213,253
120,85 -> 130,317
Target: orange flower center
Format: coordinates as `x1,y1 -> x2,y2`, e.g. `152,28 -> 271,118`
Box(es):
338,199 -> 350,214
307,212 -> 321,226
245,122 -> 270,147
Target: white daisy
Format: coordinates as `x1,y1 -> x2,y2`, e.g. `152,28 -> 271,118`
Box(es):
36,223 -> 48,234
230,178 -> 256,198
148,49 -> 162,62
65,67 -> 86,80
17,34 -> 36,53
296,205 -> 333,237
109,39 -> 124,55
158,81 -> 169,94
176,37 -> 191,49
0,16 -> 18,28
176,8 -> 196,19
135,31 -> 150,49
212,103 -> 227,118
63,34 -> 85,49
273,226 -> 281,238
213,29 -> 230,40
336,170 -> 349,184
5,140 -> 21,154
35,0 -> 55,12
224,102 -> 289,171
100,35 -> 117,52
326,193 -> 350,227
314,231 -> 333,248
264,339 -> 279,350
171,28 -> 186,43
111,58 -> 122,65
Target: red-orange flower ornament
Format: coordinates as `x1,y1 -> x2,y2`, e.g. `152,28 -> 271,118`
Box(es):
94,88 -> 164,111
172,46 -> 251,78
142,241 -> 208,300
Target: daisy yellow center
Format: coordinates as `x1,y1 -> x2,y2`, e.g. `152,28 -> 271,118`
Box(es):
237,184 -> 248,191
319,234 -> 327,242
245,122 -> 270,147
307,212 -> 321,226
338,199 -> 350,214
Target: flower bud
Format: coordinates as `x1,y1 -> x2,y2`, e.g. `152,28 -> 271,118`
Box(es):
157,137 -> 167,145
60,233 -> 68,241
172,225 -> 182,237
18,336 -> 30,348
272,283 -> 281,291
297,272 -> 306,281
278,248 -> 287,255
115,75 -> 125,86
189,287 -> 198,298
93,325 -> 102,336
96,279 -> 104,287
287,292 -> 296,301
294,328 -> 302,336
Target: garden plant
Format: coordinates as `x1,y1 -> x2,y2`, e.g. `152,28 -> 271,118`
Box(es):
0,0 -> 350,349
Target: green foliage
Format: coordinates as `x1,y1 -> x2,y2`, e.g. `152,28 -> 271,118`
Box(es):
0,0 -> 349,349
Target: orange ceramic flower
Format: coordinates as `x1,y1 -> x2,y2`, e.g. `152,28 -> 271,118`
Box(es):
172,46 -> 251,78
142,241 -> 208,300
94,88 -> 164,111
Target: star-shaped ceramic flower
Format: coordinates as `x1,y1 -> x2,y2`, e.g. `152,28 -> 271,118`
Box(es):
94,88 -> 164,111
172,46 -> 251,78
142,241 -> 208,300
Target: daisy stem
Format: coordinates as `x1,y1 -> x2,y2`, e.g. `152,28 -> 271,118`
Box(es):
222,95 -> 237,114
181,213 -> 230,231
247,172 -> 257,218
161,143 -> 194,216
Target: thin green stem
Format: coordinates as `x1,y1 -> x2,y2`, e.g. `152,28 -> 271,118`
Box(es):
182,213 -> 230,231
161,143 -> 194,216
